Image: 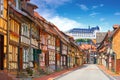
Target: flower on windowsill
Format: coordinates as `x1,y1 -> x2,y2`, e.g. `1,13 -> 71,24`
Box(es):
10,30 -> 19,37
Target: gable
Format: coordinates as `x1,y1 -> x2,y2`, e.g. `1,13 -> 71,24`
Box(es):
112,28 -> 120,59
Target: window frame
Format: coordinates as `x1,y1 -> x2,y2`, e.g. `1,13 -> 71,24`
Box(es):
0,0 -> 4,17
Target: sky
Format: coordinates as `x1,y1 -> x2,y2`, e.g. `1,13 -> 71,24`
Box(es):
31,0 -> 120,32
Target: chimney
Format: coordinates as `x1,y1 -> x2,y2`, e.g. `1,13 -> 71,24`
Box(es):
113,24 -> 119,30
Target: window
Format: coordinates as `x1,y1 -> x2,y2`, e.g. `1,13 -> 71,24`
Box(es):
0,0 -> 3,17
23,48 -> 29,69
39,53 -> 45,66
49,51 -> 55,65
31,27 -> 39,39
10,19 -> 19,34
21,23 -> 29,37
8,45 -> 18,70
61,56 -> 66,66
10,0 -> 20,9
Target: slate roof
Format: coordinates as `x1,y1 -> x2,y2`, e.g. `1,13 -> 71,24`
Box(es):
67,26 -> 100,33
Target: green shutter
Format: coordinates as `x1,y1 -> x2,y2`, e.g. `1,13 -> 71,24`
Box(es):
33,49 -> 42,63
37,49 -> 42,54
33,49 -> 38,62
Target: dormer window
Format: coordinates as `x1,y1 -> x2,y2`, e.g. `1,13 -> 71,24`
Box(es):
15,0 -> 21,9
0,0 -> 3,17
10,0 -> 21,9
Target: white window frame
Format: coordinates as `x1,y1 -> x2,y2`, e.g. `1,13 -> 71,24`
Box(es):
22,23 -> 29,37
12,0 -> 20,9
0,0 -> 3,17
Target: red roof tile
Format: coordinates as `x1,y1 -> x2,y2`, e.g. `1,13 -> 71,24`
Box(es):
34,11 -> 46,21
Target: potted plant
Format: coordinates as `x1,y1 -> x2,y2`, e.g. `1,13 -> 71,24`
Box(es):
26,67 -> 33,76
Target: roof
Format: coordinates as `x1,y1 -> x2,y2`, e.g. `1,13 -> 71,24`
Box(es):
109,27 -> 120,38
79,44 -> 96,51
67,26 -> 100,33
96,32 -> 107,44
27,1 -> 38,9
34,11 -> 46,21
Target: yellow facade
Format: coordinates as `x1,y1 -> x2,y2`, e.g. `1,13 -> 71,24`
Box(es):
0,0 -> 7,32
112,29 -> 120,59
9,19 -> 19,42
8,19 -> 20,70
0,0 -> 8,69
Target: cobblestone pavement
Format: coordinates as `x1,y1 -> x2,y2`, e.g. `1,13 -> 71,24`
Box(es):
113,76 -> 120,80
33,66 -> 80,80
54,64 -> 115,80
98,65 -> 120,80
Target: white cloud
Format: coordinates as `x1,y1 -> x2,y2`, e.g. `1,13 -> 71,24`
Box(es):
89,12 -> 99,17
114,12 -> 120,15
31,0 -> 85,32
99,22 -> 112,31
100,18 -> 105,22
78,4 -> 89,11
37,10 -> 85,32
100,4 -> 104,7
31,0 -> 71,8
47,16 -> 86,31
91,4 -> 104,10
92,6 -> 98,9
44,0 -> 70,6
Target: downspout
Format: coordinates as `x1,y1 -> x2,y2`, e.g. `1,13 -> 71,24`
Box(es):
7,0 -> 9,72
111,37 -> 116,72
17,22 -> 21,77
55,37 -> 57,71
114,54 -> 116,72
29,23 -> 32,68
38,26 -> 40,68
60,40 -> 62,69
66,45 -> 68,69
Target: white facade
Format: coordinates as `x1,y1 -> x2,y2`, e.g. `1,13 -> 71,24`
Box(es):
66,26 -> 100,39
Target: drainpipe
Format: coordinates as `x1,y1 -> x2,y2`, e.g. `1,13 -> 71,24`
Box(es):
114,54 -> 116,72
17,22 -> 21,77
60,40 -> 62,69
55,37 -> 57,71
66,45 -> 68,69
29,23 -> 32,68
38,26 -> 40,68
7,0 -> 9,72
111,38 -> 116,73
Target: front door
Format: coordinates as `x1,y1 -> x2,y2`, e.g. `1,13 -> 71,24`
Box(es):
0,35 -> 4,70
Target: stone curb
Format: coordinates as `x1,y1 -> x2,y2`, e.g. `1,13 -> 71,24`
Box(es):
52,67 -> 81,80
98,65 -> 116,80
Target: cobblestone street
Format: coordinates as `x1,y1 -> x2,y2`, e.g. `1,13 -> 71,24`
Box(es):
54,64 -> 115,80
34,64 -> 120,80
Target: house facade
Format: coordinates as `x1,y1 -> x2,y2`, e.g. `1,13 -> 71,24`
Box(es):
0,0 -> 8,70
0,0 -> 84,78
111,25 -> 120,73
66,26 -> 100,39
97,25 -> 120,74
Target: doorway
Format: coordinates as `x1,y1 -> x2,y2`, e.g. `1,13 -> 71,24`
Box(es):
0,34 -> 4,70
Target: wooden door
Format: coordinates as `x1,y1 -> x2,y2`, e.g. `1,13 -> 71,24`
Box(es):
0,35 -> 4,70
